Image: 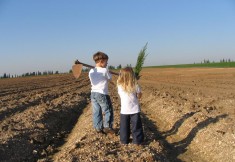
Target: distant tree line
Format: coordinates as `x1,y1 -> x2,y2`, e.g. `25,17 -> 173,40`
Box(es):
108,64 -> 128,69
219,58 -> 232,63
200,58 -> 233,64
0,70 -> 60,79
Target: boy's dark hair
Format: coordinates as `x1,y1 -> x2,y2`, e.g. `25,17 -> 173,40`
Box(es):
93,51 -> 109,63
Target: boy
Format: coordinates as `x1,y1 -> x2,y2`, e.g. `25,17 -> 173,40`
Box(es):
89,51 -> 115,134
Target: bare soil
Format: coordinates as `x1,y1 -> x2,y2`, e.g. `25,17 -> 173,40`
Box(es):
0,68 -> 234,162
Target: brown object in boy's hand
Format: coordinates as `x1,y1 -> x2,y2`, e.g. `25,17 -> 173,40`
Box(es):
72,64 -> 83,79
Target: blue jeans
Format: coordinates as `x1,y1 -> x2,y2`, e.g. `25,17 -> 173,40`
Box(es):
91,92 -> 114,130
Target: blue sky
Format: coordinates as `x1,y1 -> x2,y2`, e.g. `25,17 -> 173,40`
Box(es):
1,0 -> 235,75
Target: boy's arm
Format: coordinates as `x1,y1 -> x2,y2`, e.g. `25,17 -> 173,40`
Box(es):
74,60 -> 118,75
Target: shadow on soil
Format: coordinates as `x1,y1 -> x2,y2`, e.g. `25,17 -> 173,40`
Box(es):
161,111 -> 199,138
0,100 -> 41,122
171,114 -> 228,157
141,112 -> 228,161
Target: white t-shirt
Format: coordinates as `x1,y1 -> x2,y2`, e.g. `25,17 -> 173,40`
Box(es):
89,67 -> 112,95
118,85 -> 141,114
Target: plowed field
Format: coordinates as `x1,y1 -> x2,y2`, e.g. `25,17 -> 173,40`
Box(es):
0,68 -> 234,162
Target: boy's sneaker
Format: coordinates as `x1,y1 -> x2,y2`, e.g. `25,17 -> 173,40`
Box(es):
95,129 -> 105,134
103,128 -> 115,134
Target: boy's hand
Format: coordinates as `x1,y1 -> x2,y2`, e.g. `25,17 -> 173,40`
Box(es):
75,60 -> 80,64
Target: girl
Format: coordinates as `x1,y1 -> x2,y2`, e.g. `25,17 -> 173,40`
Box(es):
117,67 -> 144,145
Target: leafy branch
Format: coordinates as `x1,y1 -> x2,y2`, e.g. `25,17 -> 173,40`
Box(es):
134,43 -> 148,80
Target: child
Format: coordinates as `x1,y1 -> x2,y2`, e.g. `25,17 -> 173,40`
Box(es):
117,67 -> 144,144
89,51 -> 115,134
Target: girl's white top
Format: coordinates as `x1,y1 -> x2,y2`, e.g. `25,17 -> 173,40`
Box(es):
118,85 -> 141,114
89,67 -> 112,95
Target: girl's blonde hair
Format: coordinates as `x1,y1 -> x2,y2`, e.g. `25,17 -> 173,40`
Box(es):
117,67 -> 138,94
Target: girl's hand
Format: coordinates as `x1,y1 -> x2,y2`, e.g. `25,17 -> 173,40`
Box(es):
137,92 -> 142,99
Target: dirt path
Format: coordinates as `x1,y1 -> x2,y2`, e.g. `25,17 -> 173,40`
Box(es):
50,80 -> 168,162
